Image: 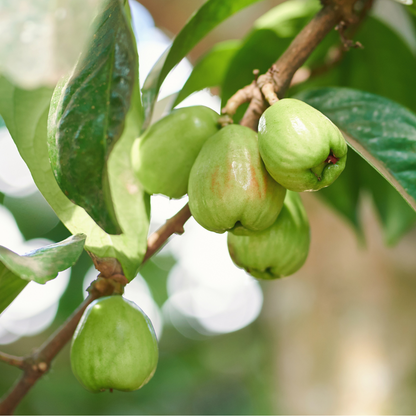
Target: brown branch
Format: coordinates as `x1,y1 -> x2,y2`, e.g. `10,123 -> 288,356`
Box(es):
0,353 -> 24,370
239,0 -> 358,130
221,82 -> 256,117
0,202 -> 192,415
143,202 -> 191,263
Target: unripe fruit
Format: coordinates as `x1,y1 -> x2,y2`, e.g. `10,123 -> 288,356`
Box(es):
188,124 -> 286,234
227,191 -> 310,279
258,99 -> 347,192
131,106 -> 220,199
70,295 -> 158,392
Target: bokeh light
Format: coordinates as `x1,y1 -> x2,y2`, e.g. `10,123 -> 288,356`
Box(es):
0,127 -> 36,197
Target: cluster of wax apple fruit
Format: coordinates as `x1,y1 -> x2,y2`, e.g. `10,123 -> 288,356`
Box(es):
69,99 -> 347,395
133,98 -> 348,279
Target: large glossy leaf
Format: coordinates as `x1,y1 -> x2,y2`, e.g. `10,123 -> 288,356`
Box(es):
173,40 -> 241,107
0,266 -> 27,315
141,0 -> 265,128
0,74 -> 149,281
0,234 -> 86,285
0,234 -> 86,313
296,87 -> 416,217
47,0 -> 137,235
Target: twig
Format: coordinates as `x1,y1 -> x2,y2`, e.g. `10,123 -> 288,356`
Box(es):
143,203 -> 191,263
221,82 -> 256,117
335,20 -> 364,50
0,203 -> 192,415
0,353 -> 24,370
239,0 -> 358,130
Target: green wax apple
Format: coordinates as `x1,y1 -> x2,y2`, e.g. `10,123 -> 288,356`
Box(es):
227,191 -> 310,279
71,295 -> 158,392
188,124 -> 286,234
258,98 -> 347,192
132,105 -> 219,199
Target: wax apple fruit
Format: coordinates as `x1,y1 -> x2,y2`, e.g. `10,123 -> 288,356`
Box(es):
188,124 -> 286,234
70,295 -> 158,392
258,99 -> 347,192
227,191 -> 310,279
132,106 -> 219,199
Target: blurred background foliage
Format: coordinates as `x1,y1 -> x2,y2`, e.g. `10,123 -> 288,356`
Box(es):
2,0 -> 416,414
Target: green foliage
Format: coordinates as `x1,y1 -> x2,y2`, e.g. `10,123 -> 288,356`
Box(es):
141,0 -> 266,127
47,0 -> 137,235
0,234 -> 86,313
0,234 -> 86,285
173,40 -> 241,107
0,265 -> 27,315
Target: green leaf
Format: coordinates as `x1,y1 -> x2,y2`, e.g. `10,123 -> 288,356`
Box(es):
0,75 -> 149,281
173,40 -> 241,107
0,265 -> 27,314
141,0 -> 265,128
295,87 -> 416,222
0,234 -> 86,285
0,234 -> 86,313
47,0 -> 137,235
0,115 -> 4,128
357,151 -> 416,245
221,0 -> 323,121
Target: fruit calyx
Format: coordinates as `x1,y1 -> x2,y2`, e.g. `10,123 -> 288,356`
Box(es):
310,150 -> 340,182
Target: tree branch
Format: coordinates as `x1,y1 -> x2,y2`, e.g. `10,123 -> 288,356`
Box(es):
143,203 -> 191,263
0,353 -> 24,370
0,202 -> 192,415
240,0 -> 358,130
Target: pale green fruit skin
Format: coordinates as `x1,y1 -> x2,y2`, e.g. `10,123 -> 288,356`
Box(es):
227,191 -> 310,279
258,98 -> 347,192
188,124 -> 286,234
70,295 -> 158,393
132,106 -> 219,199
